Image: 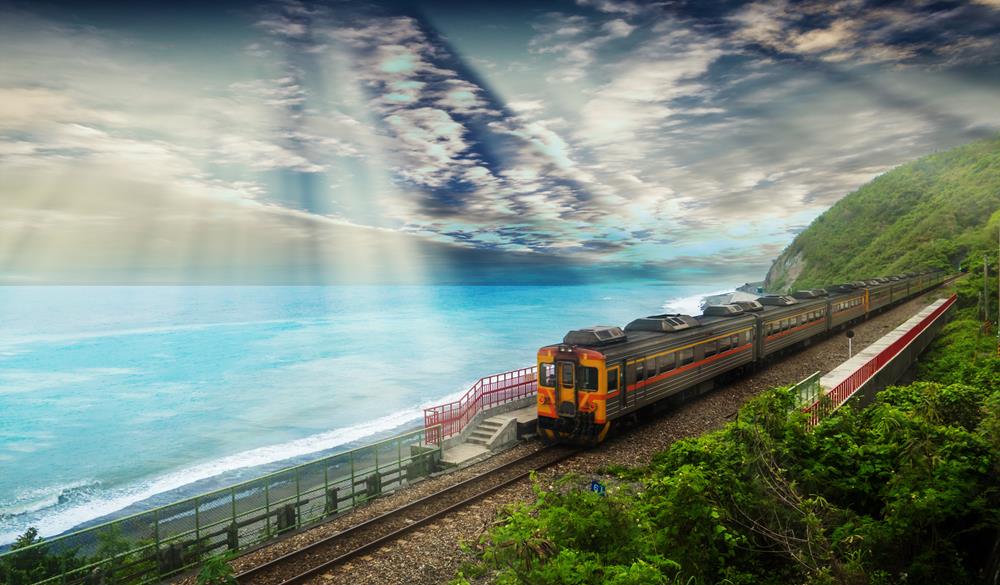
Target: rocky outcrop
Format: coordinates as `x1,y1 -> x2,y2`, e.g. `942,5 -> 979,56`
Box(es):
764,248 -> 806,293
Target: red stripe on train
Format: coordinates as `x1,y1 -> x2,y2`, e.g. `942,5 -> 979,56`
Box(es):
624,342 -> 752,393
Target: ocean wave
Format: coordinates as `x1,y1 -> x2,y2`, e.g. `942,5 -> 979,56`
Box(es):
661,289 -> 732,316
0,481 -> 99,519
0,385 -> 474,546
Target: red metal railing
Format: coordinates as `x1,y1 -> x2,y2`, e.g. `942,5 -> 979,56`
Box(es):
804,294 -> 956,426
424,366 -> 538,445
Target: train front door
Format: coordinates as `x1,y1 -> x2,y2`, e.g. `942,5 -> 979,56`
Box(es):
557,360 -> 576,416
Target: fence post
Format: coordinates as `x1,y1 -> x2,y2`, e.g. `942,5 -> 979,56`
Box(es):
350,450 -> 356,507
295,468 -> 301,529
264,483 -> 271,538
153,507 -> 161,580
194,496 -> 201,544
323,464 -> 330,514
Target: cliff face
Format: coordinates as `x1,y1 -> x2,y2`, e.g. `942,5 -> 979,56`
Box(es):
764,135 -> 1000,291
764,249 -> 805,293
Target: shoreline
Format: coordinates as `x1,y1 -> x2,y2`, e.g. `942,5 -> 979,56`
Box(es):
1,282 -> 737,549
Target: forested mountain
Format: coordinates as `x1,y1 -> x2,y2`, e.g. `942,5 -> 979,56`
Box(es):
765,135 -> 1000,291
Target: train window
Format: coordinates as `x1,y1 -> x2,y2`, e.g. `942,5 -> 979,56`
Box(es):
635,360 -> 645,381
703,341 -> 717,358
679,348 -> 694,365
626,363 -> 636,386
732,334 -> 740,347
540,363 -> 556,387
657,353 -> 676,372
607,369 -> 619,392
577,366 -> 599,391
718,336 -> 731,352
646,358 -> 657,378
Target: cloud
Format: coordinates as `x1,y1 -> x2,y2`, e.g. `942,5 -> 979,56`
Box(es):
1,1 -> 999,283
576,0 -> 649,17
529,12 -> 640,82
729,0 -> 1000,66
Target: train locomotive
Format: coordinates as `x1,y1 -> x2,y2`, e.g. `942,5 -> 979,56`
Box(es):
536,271 -> 946,445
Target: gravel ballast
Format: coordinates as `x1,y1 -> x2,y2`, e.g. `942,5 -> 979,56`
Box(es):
187,291 -> 947,585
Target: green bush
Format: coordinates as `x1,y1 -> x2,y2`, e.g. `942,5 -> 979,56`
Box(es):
465,380 -> 999,584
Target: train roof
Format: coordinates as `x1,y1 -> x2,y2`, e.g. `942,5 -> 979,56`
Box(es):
546,272 -> 934,360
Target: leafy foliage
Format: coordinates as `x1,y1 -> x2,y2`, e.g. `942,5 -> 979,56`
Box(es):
465,379 -> 999,584
766,134 -> 1000,290
196,553 -> 236,585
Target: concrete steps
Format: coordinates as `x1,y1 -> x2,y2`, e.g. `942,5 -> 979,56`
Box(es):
439,403 -> 539,468
466,419 -> 504,445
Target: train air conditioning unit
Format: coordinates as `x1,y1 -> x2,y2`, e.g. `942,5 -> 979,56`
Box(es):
757,295 -> 799,306
730,300 -> 764,312
562,326 -> 626,346
702,304 -> 745,317
624,314 -> 701,332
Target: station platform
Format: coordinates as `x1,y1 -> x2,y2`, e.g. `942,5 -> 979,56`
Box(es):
805,294 -> 956,422
439,404 -> 538,468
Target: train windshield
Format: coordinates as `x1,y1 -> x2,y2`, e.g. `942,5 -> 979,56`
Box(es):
576,366 -> 599,391
540,362 -> 556,387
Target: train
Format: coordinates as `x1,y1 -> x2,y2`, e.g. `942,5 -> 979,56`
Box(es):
536,271 -> 946,445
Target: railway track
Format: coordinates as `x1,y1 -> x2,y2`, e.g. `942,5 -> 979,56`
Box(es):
234,445 -> 577,585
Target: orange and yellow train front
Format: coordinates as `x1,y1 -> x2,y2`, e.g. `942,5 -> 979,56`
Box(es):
536,344 -> 612,445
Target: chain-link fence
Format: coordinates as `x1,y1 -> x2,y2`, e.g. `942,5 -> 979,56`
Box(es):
0,427 -> 441,585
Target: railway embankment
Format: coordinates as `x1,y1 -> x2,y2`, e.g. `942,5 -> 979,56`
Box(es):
209,287 -> 967,585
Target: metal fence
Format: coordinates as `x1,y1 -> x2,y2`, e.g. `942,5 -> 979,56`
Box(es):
423,367 -> 537,444
0,427 -> 442,585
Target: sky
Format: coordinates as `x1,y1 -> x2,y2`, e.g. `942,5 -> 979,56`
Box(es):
1,0 -> 998,284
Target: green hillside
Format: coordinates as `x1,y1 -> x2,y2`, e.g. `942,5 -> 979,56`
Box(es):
765,135 -> 1000,291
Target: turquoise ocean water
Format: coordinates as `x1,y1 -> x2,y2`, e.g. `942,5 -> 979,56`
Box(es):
0,283 -> 724,545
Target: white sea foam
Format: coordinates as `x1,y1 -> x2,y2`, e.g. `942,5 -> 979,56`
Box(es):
0,384 -> 476,545
661,289 -> 732,316
0,481 -> 97,518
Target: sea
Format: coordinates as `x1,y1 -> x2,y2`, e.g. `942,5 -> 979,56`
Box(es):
0,283 -> 728,546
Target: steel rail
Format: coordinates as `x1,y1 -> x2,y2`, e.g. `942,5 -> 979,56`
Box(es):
234,446 -> 576,585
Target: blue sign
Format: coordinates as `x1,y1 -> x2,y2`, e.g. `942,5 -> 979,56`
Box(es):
590,479 -> 606,496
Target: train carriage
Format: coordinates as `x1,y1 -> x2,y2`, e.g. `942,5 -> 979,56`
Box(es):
536,309 -> 756,445
890,278 -> 910,304
827,284 -> 867,329
756,295 -> 829,358
866,280 -> 893,313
